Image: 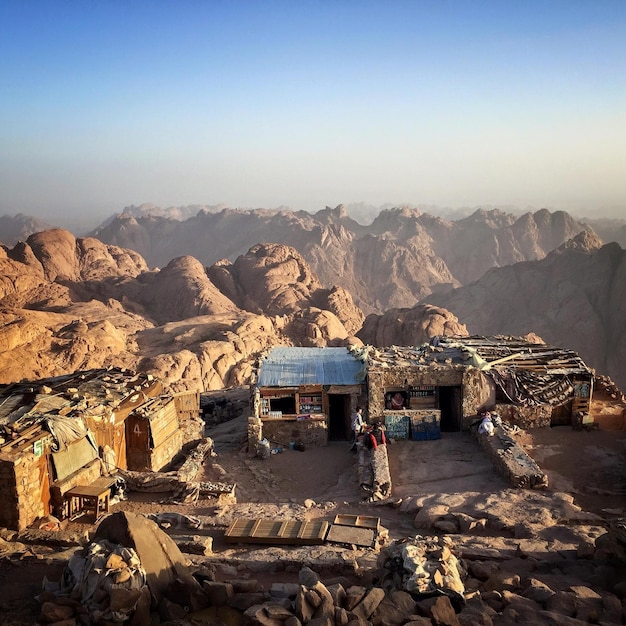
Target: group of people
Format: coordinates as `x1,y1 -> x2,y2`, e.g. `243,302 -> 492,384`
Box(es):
349,406 -> 386,452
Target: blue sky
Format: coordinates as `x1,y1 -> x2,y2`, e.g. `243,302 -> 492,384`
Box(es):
1,0 -> 625,227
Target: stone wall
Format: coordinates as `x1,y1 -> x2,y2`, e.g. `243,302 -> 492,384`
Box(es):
460,370 -> 494,427
178,414 -> 205,445
473,424 -> 548,489
368,365 -> 466,425
261,418 -> 328,447
495,403 -> 552,429
248,416 -> 262,456
0,452 -> 44,531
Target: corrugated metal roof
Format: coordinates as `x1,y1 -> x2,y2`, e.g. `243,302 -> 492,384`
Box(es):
257,347 -> 366,387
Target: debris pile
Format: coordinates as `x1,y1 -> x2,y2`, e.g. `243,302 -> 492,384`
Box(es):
39,511 -> 209,624
595,374 -> 626,402
40,540 -> 148,623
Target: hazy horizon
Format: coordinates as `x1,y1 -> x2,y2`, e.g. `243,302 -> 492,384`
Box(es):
1,1 -> 625,226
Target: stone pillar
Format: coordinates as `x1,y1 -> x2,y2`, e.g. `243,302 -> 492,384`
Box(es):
247,416 -> 262,456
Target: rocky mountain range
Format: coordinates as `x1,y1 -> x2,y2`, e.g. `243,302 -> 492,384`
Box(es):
0,229 -> 466,391
89,205 -> 593,314
1,205 -> 624,393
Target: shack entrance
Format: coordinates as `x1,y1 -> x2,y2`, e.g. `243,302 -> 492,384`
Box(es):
328,393 -> 352,441
438,386 -> 462,432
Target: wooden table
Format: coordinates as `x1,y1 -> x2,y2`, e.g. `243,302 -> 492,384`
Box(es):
65,476 -> 116,522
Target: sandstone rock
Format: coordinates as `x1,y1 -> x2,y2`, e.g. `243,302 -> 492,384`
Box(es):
345,586 -> 367,611
230,578 -> 261,593
229,592 -> 266,611
414,504 -> 450,529
483,571 -> 521,593
298,566 -> 320,587
351,587 -> 385,620
521,578 -> 555,604
358,304 -> 467,348
269,582 -> 300,599
467,561 -> 499,582
40,601 -> 75,623
158,596 -> 187,622
203,581 -> 234,606
94,511 -> 197,606
326,583 -> 346,608
416,595 -> 460,626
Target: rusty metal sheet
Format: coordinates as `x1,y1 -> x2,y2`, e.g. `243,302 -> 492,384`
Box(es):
51,436 -> 98,482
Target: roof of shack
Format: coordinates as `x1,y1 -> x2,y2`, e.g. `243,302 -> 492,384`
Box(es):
256,347 -> 367,387
0,368 -> 161,453
365,335 -> 592,376
364,335 -> 593,407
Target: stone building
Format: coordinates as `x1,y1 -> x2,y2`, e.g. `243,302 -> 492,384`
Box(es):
0,368 -> 201,530
249,346 -> 367,451
365,335 -> 594,438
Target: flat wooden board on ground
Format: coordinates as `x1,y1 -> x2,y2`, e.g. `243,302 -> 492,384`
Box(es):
224,518 -> 329,545
333,514 -> 380,530
326,524 -> 375,547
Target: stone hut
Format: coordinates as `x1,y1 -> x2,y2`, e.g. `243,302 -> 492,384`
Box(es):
364,335 -> 594,438
249,346 -> 367,451
0,368 -> 201,530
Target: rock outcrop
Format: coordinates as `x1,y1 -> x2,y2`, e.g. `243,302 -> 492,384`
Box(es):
358,304 -> 468,347
0,231 -> 373,390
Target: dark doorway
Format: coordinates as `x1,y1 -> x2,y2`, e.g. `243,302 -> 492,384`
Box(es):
328,394 -> 351,440
438,386 -> 462,432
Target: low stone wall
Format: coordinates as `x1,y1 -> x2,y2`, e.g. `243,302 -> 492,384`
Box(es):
474,424 -> 548,489
260,418 -> 328,447
357,443 -> 392,501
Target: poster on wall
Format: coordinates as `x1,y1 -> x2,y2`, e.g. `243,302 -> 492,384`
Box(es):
384,414 -> 410,440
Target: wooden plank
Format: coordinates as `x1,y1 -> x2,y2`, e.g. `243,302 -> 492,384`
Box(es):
250,519 -> 263,537
297,521 -> 308,539
224,518 -> 328,545
333,514 -> 380,530
326,524 -> 375,547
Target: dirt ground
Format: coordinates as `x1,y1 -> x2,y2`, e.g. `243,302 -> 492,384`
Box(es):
1,395 -> 625,624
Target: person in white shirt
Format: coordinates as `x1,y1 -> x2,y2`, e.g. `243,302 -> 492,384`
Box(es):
349,406 -> 365,451
478,412 -> 495,436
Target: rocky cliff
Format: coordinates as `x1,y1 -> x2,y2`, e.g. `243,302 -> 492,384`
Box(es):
0,231 -> 383,391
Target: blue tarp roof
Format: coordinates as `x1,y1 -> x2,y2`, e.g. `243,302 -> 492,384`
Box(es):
257,347 -> 366,387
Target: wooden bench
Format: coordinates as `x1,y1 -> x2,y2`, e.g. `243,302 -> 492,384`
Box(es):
65,476 -> 116,522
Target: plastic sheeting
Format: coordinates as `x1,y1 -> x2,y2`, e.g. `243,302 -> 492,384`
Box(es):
44,414 -> 89,451
44,540 -> 147,623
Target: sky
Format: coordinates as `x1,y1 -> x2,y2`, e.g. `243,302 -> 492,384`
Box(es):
1,0 -> 625,229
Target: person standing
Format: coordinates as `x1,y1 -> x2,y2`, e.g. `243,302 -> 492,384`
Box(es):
349,406 -> 365,451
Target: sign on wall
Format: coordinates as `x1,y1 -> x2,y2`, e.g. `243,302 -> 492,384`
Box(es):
384,414 -> 410,440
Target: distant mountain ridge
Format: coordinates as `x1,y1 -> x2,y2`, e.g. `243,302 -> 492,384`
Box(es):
89,204 -> 592,315
0,213 -> 54,246
1,223 -> 623,393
